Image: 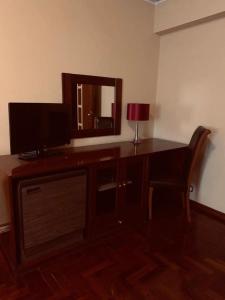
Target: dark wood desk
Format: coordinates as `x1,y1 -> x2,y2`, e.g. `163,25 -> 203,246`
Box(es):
0,138 -> 187,270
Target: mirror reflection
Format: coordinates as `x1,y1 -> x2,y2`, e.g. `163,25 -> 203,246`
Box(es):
76,84 -> 115,130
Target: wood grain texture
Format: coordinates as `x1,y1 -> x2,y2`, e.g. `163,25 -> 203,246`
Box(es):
0,195 -> 225,299
21,174 -> 86,249
0,138 -> 187,178
17,171 -> 87,262
0,224 -> 10,234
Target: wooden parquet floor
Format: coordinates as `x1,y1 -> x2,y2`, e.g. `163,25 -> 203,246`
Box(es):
1,199 -> 225,300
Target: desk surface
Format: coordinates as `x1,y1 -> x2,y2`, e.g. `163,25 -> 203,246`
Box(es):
0,138 -> 187,178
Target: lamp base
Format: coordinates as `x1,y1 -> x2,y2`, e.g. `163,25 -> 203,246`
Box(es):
132,122 -> 142,144
133,139 -> 141,145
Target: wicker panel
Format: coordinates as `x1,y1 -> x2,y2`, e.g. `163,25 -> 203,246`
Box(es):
18,171 -> 87,250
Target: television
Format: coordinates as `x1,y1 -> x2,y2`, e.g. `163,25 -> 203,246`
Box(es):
9,102 -> 72,158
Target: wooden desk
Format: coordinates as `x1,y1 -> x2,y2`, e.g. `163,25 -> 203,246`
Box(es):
0,138 -> 187,270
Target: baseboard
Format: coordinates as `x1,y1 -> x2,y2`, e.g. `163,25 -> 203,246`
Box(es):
0,223 -> 10,234
190,200 -> 225,224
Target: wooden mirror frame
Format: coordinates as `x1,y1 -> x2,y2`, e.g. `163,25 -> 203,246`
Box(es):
62,73 -> 122,138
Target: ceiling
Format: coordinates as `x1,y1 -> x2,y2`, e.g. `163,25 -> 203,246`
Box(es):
144,0 -> 167,5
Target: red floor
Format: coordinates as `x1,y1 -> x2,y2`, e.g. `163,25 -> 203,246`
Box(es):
1,198 -> 225,299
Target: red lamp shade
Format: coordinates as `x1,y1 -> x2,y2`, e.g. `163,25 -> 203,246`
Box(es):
127,103 -> 150,121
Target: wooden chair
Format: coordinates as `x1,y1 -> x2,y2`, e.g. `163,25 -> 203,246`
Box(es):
148,126 -> 211,222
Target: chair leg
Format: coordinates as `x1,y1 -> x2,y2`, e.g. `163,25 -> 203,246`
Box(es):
148,186 -> 154,220
182,191 -> 191,223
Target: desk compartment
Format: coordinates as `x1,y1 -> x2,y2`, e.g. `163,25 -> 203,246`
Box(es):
95,164 -> 118,217
17,170 -> 87,259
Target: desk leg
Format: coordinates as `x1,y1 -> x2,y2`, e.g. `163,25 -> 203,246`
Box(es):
148,187 -> 154,220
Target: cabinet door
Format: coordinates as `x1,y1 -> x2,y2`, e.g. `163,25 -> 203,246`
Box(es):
17,170 -> 87,260
91,161 -> 120,234
119,157 -> 147,223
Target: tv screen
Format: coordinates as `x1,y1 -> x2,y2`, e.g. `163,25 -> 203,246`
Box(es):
9,103 -> 72,155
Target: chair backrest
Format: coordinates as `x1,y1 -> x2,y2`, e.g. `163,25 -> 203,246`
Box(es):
186,126 -> 211,185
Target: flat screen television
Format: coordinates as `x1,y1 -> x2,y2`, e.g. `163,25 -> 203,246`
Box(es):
9,102 -> 72,158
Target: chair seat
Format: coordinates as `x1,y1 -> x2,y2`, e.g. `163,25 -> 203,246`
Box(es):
149,177 -> 186,190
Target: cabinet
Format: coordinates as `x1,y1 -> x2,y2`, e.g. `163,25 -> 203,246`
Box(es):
95,161 -> 118,217
15,170 -> 87,264
0,138 -> 187,270
90,156 -> 148,235
119,157 -> 147,223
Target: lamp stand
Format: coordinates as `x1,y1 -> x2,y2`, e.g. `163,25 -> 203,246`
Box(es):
133,122 -> 141,144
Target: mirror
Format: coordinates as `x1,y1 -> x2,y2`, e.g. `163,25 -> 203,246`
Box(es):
62,73 -> 122,138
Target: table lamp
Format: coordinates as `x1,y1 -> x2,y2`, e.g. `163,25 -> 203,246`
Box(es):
127,103 -> 150,144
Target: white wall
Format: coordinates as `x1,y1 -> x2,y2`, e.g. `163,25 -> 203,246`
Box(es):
0,0 -> 159,225
154,15 -> 225,213
0,0 -> 159,154
154,0 -> 225,33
